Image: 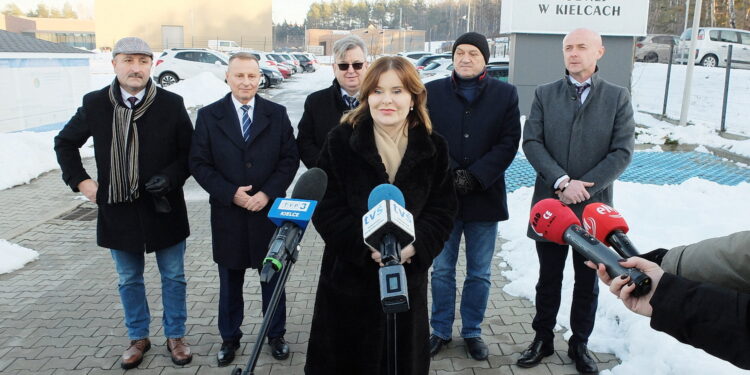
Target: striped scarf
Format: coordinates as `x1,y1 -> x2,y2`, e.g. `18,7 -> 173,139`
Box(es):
107,79 -> 157,203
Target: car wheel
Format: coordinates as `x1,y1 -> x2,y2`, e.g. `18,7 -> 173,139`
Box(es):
159,73 -> 178,87
700,54 -> 718,67
644,53 -> 658,63
263,74 -> 271,89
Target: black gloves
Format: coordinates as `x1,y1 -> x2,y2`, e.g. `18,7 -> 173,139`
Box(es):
145,175 -> 171,213
145,174 -> 171,196
639,248 -> 668,266
454,169 -> 479,195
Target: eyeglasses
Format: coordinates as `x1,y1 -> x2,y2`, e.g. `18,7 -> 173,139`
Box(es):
337,62 -> 364,71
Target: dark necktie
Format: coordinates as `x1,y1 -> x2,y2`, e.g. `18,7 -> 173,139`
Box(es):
127,96 -> 138,108
575,83 -> 591,101
344,95 -> 359,109
240,105 -> 252,142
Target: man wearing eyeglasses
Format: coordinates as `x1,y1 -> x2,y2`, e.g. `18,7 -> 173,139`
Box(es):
296,35 -> 368,168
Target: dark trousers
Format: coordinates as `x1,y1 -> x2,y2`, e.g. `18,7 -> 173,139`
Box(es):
531,241 -> 598,345
217,264 -> 287,342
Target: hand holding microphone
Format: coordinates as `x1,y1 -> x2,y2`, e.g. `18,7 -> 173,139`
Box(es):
362,184 -> 415,313
530,199 -> 652,297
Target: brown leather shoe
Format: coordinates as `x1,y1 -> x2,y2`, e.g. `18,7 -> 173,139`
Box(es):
167,337 -> 193,366
121,338 -> 151,369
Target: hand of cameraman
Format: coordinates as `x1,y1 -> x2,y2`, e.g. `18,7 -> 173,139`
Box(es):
586,257 -> 664,317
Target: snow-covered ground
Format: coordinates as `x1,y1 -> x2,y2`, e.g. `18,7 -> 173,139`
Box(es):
0,240 -> 40,274
500,179 -> 750,374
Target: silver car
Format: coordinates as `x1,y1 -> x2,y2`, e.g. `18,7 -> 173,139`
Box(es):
635,34 -> 679,63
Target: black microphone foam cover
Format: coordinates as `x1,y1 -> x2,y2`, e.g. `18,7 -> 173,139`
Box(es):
291,168 -> 328,201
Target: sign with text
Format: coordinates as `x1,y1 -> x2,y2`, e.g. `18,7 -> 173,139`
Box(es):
500,0 -> 649,36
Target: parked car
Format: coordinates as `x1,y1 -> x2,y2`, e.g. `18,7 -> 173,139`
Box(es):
293,53 -> 316,72
275,64 -> 292,79
268,53 -> 296,75
414,53 -> 452,70
208,40 -> 241,53
280,53 -> 303,73
397,51 -> 433,64
260,67 -> 283,88
420,58 -> 453,78
635,34 -> 679,63
676,27 -> 750,68
486,65 -> 509,82
153,48 -> 230,87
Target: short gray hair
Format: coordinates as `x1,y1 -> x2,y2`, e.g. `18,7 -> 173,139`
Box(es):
333,35 -> 367,61
228,52 -> 259,65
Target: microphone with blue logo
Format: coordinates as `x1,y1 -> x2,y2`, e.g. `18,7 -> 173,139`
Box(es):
238,168 -> 328,375
260,168 -> 328,283
362,184 -> 415,314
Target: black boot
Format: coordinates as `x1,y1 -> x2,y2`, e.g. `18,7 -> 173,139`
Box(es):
567,342 -> 598,374
516,338 -> 554,368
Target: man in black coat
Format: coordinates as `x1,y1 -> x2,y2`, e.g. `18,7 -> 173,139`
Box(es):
189,53 -> 299,366
54,37 -> 194,369
296,35 -> 368,168
426,32 -> 522,361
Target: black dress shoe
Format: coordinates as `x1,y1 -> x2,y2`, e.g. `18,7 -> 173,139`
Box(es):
217,340 -> 240,367
464,337 -> 489,360
516,339 -> 554,368
269,336 -> 290,360
568,342 -> 599,374
429,334 -> 451,357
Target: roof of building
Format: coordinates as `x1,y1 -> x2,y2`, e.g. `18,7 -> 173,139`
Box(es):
0,30 -> 91,54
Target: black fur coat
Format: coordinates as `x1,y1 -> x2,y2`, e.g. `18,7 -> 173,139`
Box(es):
305,119 -> 457,375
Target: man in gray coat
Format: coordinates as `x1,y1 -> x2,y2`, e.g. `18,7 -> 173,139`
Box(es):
517,28 -> 634,374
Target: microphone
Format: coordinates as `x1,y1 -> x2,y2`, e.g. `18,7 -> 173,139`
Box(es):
530,199 -> 652,297
362,184 -> 415,313
260,168 -> 328,283
582,203 -> 641,258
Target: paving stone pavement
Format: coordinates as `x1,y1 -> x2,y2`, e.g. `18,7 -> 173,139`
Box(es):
0,159 -> 619,374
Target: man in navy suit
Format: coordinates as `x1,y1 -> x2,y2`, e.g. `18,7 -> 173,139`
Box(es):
189,52 -> 299,366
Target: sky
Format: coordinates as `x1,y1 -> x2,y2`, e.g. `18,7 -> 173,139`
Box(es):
1,0 -> 316,24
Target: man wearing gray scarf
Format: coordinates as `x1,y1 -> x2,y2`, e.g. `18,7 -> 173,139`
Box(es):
54,37 -> 194,369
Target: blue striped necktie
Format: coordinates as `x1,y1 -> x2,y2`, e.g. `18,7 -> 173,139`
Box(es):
240,104 -> 252,142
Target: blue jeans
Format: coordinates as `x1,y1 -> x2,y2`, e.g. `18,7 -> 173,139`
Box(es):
110,241 -> 187,340
430,220 -> 497,339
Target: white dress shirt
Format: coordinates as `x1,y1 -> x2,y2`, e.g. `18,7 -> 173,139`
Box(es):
120,87 -> 146,108
232,95 -> 256,134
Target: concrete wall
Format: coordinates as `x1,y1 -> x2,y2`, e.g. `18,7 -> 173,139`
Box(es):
509,33 -> 635,116
0,53 -> 90,133
95,0 -> 273,51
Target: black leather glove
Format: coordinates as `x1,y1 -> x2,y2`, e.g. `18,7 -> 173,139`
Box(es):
144,174 -> 171,196
639,248 -> 668,266
454,169 -> 479,195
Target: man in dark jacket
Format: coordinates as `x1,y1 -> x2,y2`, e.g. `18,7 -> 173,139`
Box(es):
518,28 -> 634,374
591,256 -> 750,370
296,35 -> 368,168
54,37 -> 194,369
426,31 -> 521,361
189,52 -> 299,367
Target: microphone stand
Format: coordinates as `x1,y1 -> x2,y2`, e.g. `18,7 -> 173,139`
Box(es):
382,258 -> 400,375
232,243 -> 300,375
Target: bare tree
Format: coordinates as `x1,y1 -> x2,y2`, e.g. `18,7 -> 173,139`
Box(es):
727,0 -> 737,28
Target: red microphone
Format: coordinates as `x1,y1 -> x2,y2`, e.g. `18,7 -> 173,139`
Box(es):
582,203 -> 640,258
530,199 -> 652,297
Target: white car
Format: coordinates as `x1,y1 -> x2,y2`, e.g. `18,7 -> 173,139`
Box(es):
676,27 -> 750,68
420,58 -> 454,83
397,51 -> 433,64
153,48 -> 230,87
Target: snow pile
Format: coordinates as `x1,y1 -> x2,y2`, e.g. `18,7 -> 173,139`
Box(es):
499,178 -> 750,374
164,72 -> 230,109
0,240 -> 39,274
0,131 -> 94,190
